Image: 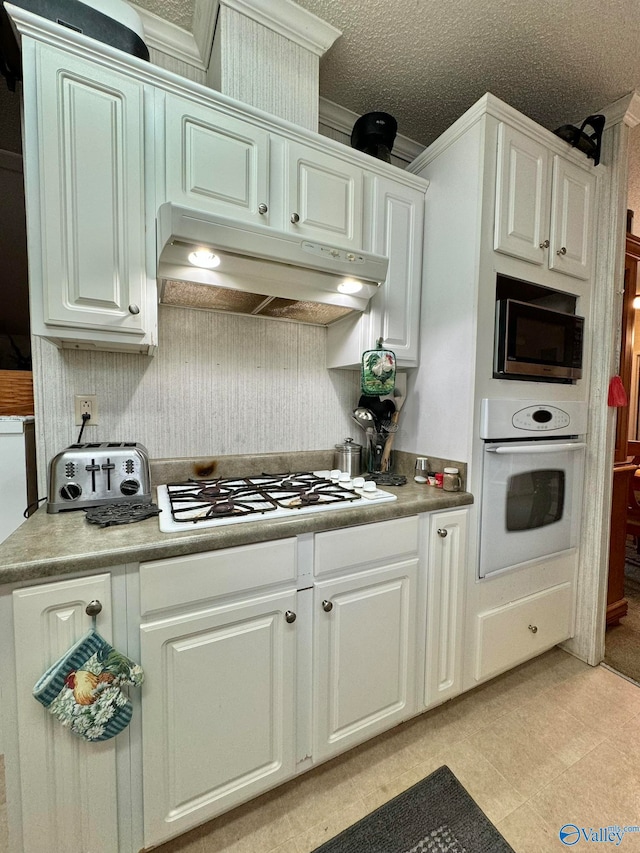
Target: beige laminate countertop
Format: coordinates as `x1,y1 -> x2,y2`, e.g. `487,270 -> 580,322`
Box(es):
0,485 -> 472,586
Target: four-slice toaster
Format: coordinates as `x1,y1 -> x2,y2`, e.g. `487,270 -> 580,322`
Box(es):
47,442 -> 152,513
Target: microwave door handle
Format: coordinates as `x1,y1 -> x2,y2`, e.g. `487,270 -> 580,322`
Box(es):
486,442 -> 587,454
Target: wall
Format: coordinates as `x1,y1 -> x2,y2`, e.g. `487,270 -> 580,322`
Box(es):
33,305 -> 359,491
628,123 -> 640,234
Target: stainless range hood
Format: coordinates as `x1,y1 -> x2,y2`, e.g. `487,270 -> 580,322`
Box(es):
156,203 -> 389,325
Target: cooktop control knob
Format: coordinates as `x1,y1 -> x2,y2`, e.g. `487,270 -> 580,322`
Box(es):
60,483 -> 82,501
120,479 -> 140,496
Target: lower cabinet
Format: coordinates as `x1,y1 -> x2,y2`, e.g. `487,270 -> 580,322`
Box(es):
140,586 -> 298,848
10,573 -> 118,853
424,509 -> 467,708
312,558 -> 418,763
474,580 -> 574,681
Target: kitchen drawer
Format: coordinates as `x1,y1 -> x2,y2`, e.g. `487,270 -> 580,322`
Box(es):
474,581 -> 574,681
139,538 -> 297,615
314,516 -> 419,577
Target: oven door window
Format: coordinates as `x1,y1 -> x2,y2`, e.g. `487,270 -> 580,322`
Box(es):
506,469 -> 565,531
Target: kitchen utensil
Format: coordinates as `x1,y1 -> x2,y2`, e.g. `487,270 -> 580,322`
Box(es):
380,385 -> 406,472
353,407 -> 377,431
333,437 -> 363,477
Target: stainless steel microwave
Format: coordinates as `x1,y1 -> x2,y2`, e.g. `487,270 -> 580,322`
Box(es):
494,299 -> 584,382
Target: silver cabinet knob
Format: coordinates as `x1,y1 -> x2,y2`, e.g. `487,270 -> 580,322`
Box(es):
528,624 -> 538,634
557,247 -> 567,256
85,599 -> 102,617
539,239 -> 550,249
258,203 -> 268,215
285,610 -> 296,623
290,212 -> 300,224
437,528 -> 448,538
322,599 -> 333,612
128,304 -> 140,315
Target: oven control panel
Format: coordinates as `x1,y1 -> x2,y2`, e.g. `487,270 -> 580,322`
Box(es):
512,405 -> 570,431
480,398 -> 588,439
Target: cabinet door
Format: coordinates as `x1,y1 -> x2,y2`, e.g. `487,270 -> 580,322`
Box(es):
286,141 -> 364,248
549,155 -> 595,280
313,560 -> 417,763
12,574 -> 117,853
140,588 -> 297,848
494,123 -> 551,265
164,94 -> 271,224
424,510 -> 467,708
31,43 -> 147,338
368,178 -> 424,365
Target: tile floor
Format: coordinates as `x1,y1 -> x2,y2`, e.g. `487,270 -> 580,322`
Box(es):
2,648 -> 640,852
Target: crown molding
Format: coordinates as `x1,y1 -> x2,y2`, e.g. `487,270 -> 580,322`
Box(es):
319,97 -> 424,163
598,91 -> 640,129
220,0 -> 340,57
130,0 -> 218,70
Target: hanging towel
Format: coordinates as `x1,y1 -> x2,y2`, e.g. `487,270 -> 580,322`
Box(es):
608,375 -> 628,407
33,630 -> 144,742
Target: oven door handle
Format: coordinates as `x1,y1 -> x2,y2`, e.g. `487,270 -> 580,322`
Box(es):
486,442 -> 587,454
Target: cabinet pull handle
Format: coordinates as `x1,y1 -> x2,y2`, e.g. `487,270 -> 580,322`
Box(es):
290,212 -> 300,224
258,203 -> 268,215
322,599 -> 333,612
528,624 -> 538,634
285,610 -> 296,623
539,239 -> 550,249
128,304 -> 140,315
557,247 -> 567,256
437,528 -> 448,538
85,600 -> 102,617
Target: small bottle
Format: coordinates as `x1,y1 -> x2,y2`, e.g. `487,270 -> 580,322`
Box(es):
434,472 -> 444,489
414,457 -> 429,483
443,467 -> 461,492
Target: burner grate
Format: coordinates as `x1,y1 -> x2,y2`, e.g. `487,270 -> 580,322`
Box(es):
165,473 -> 360,525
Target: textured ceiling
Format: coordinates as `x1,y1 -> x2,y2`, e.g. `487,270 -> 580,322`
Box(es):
139,0 -> 640,147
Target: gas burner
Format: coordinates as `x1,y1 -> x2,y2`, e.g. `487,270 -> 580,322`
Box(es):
84,502 -> 161,528
366,473 -> 407,487
157,472 -> 398,533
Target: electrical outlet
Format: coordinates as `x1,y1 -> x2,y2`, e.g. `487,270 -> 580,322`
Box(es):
74,395 -> 98,426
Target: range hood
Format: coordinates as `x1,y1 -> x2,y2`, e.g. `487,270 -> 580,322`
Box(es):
156,203 -> 389,325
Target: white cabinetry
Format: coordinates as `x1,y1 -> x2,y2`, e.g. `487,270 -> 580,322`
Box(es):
138,541 -> 298,848
495,122 -> 595,280
163,93 -> 272,225
21,40 -> 156,352
474,581 -> 574,681
326,176 -> 426,368
424,509 -> 467,708
312,518 -> 419,762
10,574 -> 118,853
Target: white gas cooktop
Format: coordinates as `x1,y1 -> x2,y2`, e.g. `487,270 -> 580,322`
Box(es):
157,471 -> 396,533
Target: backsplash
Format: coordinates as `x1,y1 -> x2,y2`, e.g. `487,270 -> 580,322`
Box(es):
32,305 -> 360,493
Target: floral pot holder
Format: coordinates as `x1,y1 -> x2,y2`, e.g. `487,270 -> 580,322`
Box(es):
33,630 -> 144,742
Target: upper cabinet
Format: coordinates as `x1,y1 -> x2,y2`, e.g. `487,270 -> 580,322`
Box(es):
163,93 -> 272,225
326,175 -> 426,369
285,141 -> 364,247
494,123 -> 596,280
22,41 -> 157,353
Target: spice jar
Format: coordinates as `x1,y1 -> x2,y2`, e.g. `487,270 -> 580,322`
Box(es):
443,467 -> 461,492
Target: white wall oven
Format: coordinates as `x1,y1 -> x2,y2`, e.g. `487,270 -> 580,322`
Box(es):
478,399 -> 587,578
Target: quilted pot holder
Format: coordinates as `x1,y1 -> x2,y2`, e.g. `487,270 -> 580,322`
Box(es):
33,630 -> 144,742
361,346 -> 396,396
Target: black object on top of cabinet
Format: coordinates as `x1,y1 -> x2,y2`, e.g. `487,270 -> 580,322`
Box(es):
0,0 -> 149,91
351,113 -> 398,162
554,115 -> 605,166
